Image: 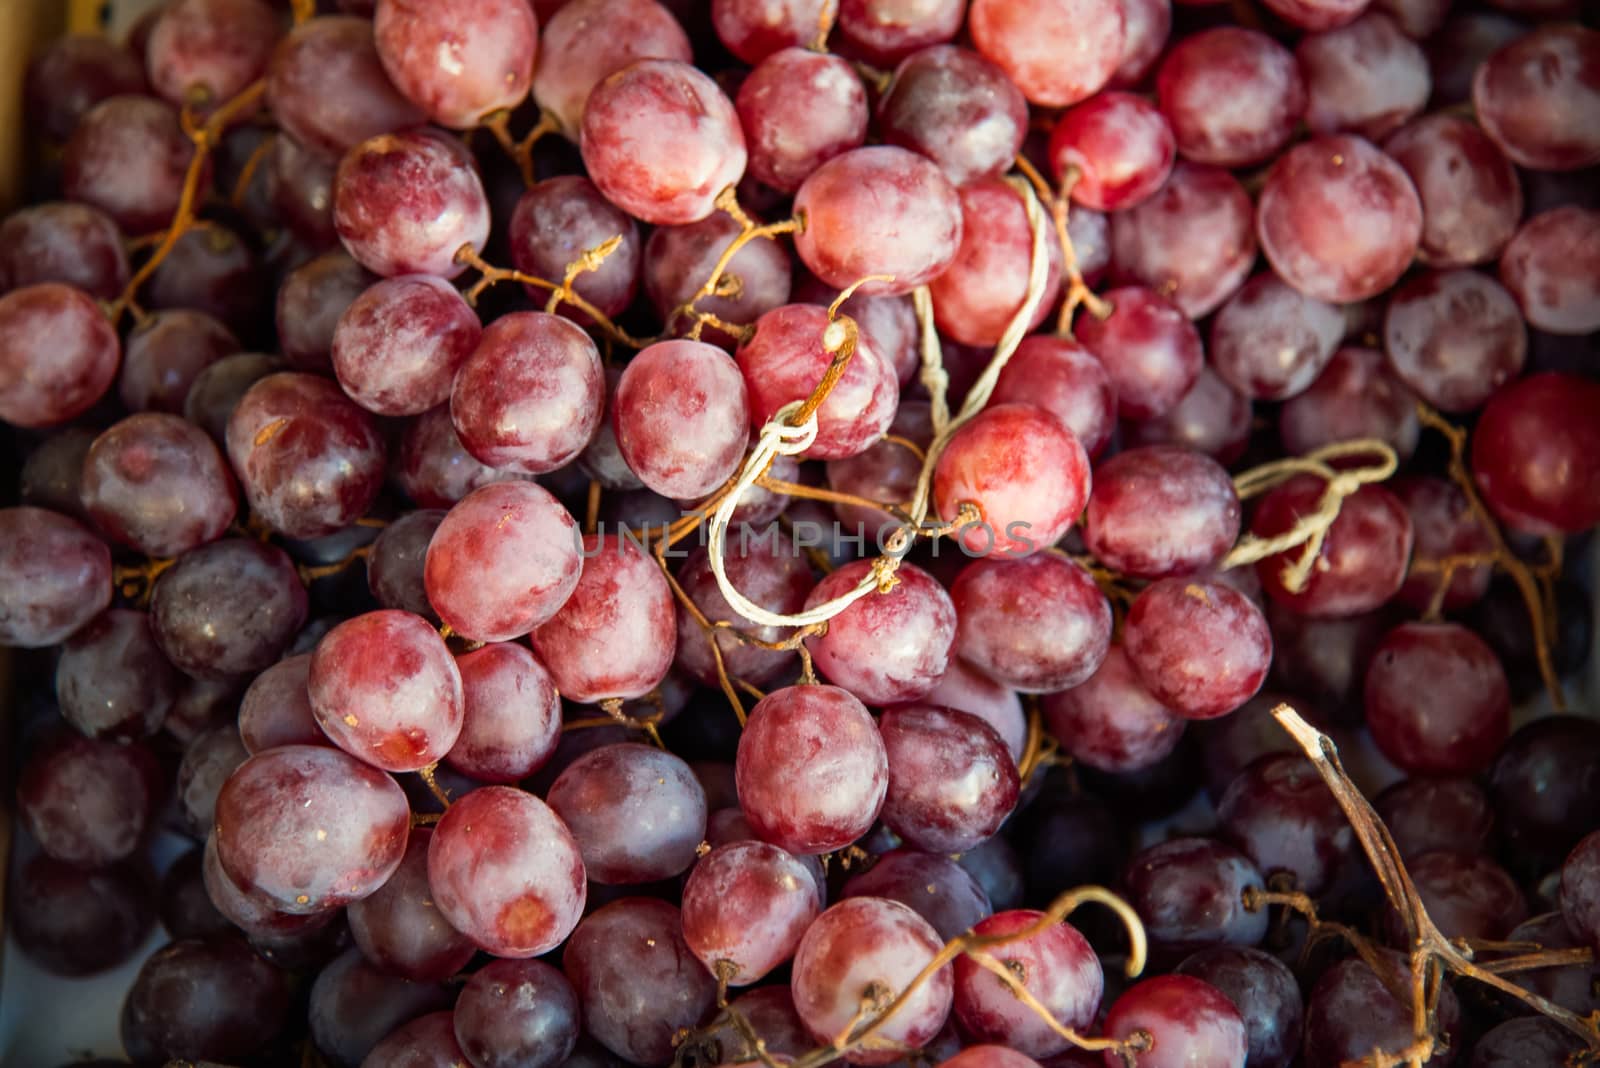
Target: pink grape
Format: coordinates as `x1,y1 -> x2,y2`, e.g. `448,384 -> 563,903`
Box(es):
968,0 -> 1124,107
1209,271 -> 1343,402
1156,28 -> 1305,168
1382,114 -> 1522,268
146,0 -> 280,110
735,684 -> 888,854
267,16 -> 424,160
674,535 -> 814,689
1101,975 -> 1247,1068
612,340 -> 751,499
1110,0 -> 1171,86
348,827 -> 476,982
373,0 -> 538,128
1296,14 -> 1429,140
446,642 -> 562,784
0,283 -> 120,429
737,302 -> 899,460
238,654 -> 324,754
922,662 -> 1028,761
879,705 -> 1020,853
450,311 -> 604,474
1075,285 -> 1202,419
950,553 -> 1112,693
804,559 -> 957,704
878,46 -> 1029,187
1383,269 -> 1526,412
1278,346 -> 1420,459
1123,577 -> 1273,719
930,177 -> 1062,347
1251,477 -> 1414,618
62,95 -> 195,234
225,372 -> 387,539
214,743 -> 410,914
530,533 -> 676,703
952,910 -> 1103,1058
1049,92 -> 1176,211
531,0 -> 692,138
790,897 -> 954,1064
547,743 -> 707,883
580,60 -> 746,226
644,210 -> 793,347
81,412 -> 237,558
1041,646 -> 1185,773
308,610 -> 464,773
333,128 -> 490,279
739,48 -> 868,194
1256,135 -> 1423,303
793,146 -> 963,296
424,480 -> 582,642
427,785 -> 587,957
681,840 -> 824,984
1499,207 -> 1600,336
939,1048 -> 1042,1068
1472,372 -> 1600,536
989,336 -> 1116,459
510,176 -> 641,323
835,0 -> 965,67
1473,24 -> 1600,172
1108,161 -> 1256,318
1365,621 -> 1509,775
0,507 -> 110,649
275,251 -> 370,374
0,201 -> 128,300
331,275 -> 481,417
1083,445 -> 1239,578
396,405 -> 532,508
713,0 -> 832,64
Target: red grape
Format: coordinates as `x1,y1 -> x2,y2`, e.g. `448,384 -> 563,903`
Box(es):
1122,366 -> 1252,464
951,553 -> 1111,693
1110,0 -> 1171,86
308,945 -> 454,1067
239,654 -> 324,753
531,0 -> 693,138
1499,206 -> 1600,335
1124,577 -> 1272,719
427,784 -> 587,956
713,0 -> 832,64
454,959 -> 580,1068
1382,114 -> 1523,268
989,336 -> 1115,460
878,45 -> 1028,187
331,274 -> 481,417
397,405 -> 532,508
1176,948 -> 1302,1068
968,0 -> 1124,107
334,128 -> 490,279
842,849 -> 993,941
1296,14 -> 1429,140
922,662 -> 1028,759
791,897 -> 954,1063
804,559 -> 957,703
450,310 -> 604,474
645,210 -> 794,346
1083,446 -> 1239,578
735,684 -> 888,854
0,201 -> 128,300
56,608 -> 178,741
347,827 -> 476,982
1049,92 -> 1175,212
1210,271 -> 1343,399
681,840 -> 824,983
143,222 -> 264,336
276,251 -> 370,374
953,909 -> 1103,1057
1278,346 -> 1419,458
62,94 -> 195,233
24,33 -> 147,143
1075,284 -> 1206,417
1109,161 -> 1256,318
1256,135 -> 1423,303
1301,953 -> 1460,1068
793,146 -> 963,296
120,936 -> 293,1066
1383,269 -> 1525,412
580,60 -> 746,226
447,642 -> 561,784
1156,28 -> 1305,168
1389,849 -> 1526,942
81,412 -> 237,558
0,282 -> 120,429
879,704 -> 1020,852
1041,646 -> 1186,773
835,0 -> 965,67
215,743 -> 410,913
0,506 -> 111,648
152,538 -> 309,678
547,742 -> 707,883
613,341 -> 751,499
1473,23 -> 1600,172
674,534 -> 813,688
1364,621 -> 1509,775
424,480 -> 582,641
18,730 -> 155,868
931,177 -> 1062,347
146,0 -> 280,110
1217,753 -> 1354,894
373,0 -> 538,128
510,175 -> 642,322
1124,837 -> 1268,954
1501,912 -> 1600,1018
939,1048 -> 1043,1068
267,16 -> 425,161
1471,371 -> 1600,535
225,371 -> 387,539
359,1010 -> 468,1067
1249,476 -> 1414,618
1101,975 -> 1247,1068
739,47 -> 868,194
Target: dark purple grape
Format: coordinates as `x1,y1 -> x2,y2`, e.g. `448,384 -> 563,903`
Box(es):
120,937 -> 292,1066
673,534 -> 813,690
55,608 -> 178,740
82,412 -> 238,558
150,538 -> 309,679
1176,947 -> 1303,1068
842,849 -> 993,942
184,351 -> 281,444
1390,849 -> 1527,942
348,827 -> 475,982
1561,831 -> 1600,953
1472,1017 -> 1586,1068
19,427 -> 96,521
0,201 -> 128,299
1490,716 -> 1600,864
447,641 -> 562,784
0,282 -> 121,429
269,133 -> 340,248
1302,952 -> 1460,1068
24,32 -> 148,142
267,15 -> 425,160
61,94 -> 194,233
359,1010 -> 468,1068
563,898 -> 719,1066
144,222 -> 267,336
310,946 -> 454,1068
276,251 -> 374,374
365,509 -> 443,623
454,959 -> 581,1068
547,743 -> 707,884
1374,777 -> 1494,863
17,730 -> 155,868
10,854 -> 155,976
396,405 -> 529,508
122,308 -> 239,416
1217,753 -> 1354,895
699,984 -> 816,1064
1124,837 -> 1268,954
177,724 -> 250,838
1503,912 -> 1600,1017
162,847 -> 232,940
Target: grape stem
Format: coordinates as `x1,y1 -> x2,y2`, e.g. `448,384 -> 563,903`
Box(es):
1012,154 -> 1113,334
597,696 -> 665,749
481,108 -> 561,188
229,132 -> 276,212
416,763 -> 452,808
811,0 -> 839,52
454,243 -> 651,350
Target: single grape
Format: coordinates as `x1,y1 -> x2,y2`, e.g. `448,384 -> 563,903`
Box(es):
331,274 -> 481,417
1217,753 -> 1354,895
939,1048 -> 1042,1068
953,910 -> 1103,1058
446,642 -> 561,784
428,785 -> 586,957
1383,269 -> 1525,413
793,145 -> 963,296
17,729 -> 155,868
1249,477 -> 1414,618
547,743 -> 706,884
454,959 -> 581,1068
1382,114 -> 1523,269
879,704 -> 1019,853
81,412 -> 237,558
1561,833 -> 1600,956
1389,849 -> 1526,942
1428,13 -> 1524,104
674,534 -> 813,689
842,849 -> 993,942
1049,92 -> 1176,212
184,352 -> 281,443
510,175 -> 642,323
1175,947 -> 1303,1068
395,405 -> 528,508
735,684 -> 888,854
269,134 -> 341,248
226,371 -> 387,539
968,0 -> 1124,107
835,0 -> 965,67
613,340 -> 751,499
24,32 -> 147,142
1109,161 -> 1257,318
177,724 -> 251,838
450,310 -> 605,475
144,222 -> 266,336
1083,446 -> 1239,578
0,507 -> 112,648
1472,24 -> 1600,172
1499,206 -> 1600,336
203,829 -> 330,938
1041,646 -> 1186,774
1124,578 -> 1272,719
425,480 -> 582,641
0,282 -> 120,429
1374,776 -> 1494,863
989,336 -> 1116,459
1503,912 -> 1600,1018
1301,952 -> 1460,1068
19,428 -> 96,522
1492,716 -> 1600,865
61,94 -> 194,233
1125,837 -> 1267,954
1471,371 -> 1600,535
373,0 -> 537,128
56,608 -> 179,740
120,937 -> 293,1066
334,128 -> 490,278
531,0 -> 693,138
739,47 -> 868,194
309,947 -> 454,1068
737,302 -> 899,459
1297,14 -> 1429,140
803,559 -> 957,704
11,855 -> 155,976
361,510 -> 441,624
681,840 -> 824,984
791,897 -> 954,1064
647,211 -> 795,347
1472,1017 -> 1587,1068
267,16 -> 424,160
1364,621 -> 1509,776
146,0 -> 280,110
1209,272 -> 1343,402
0,201 -> 128,299
935,403 -> 1090,558
713,0 -> 831,64
1260,0 -> 1366,29
580,60 -> 746,226
950,554 -> 1110,694
928,176 -> 1063,347
699,985 -> 816,1064
239,654 -> 325,753
1111,0 -> 1171,85
1279,346 -> 1420,458
1156,28 -> 1305,168
878,45 -> 1028,188
122,308 -> 240,415
1122,366 -> 1253,465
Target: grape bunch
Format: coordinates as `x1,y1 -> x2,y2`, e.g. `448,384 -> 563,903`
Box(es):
1,0 -> 1598,1067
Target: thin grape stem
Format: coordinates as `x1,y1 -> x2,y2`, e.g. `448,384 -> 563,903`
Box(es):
811,0 -> 839,51
671,188 -> 802,340
453,244 -> 653,350
229,132 -> 275,212
598,697 -> 665,749
1012,154 -> 1111,334
417,763 -> 452,808
753,476 -> 912,525
584,480 -> 601,536
1413,402 -> 1567,710
295,543 -> 371,584
546,234 -> 625,317
290,0 -> 316,23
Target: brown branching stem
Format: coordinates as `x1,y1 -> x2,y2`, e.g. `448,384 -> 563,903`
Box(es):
482,108 -> 560,188
1012,154 -> 1113,334
454,243 -> 651,350
417,763 -> 452,809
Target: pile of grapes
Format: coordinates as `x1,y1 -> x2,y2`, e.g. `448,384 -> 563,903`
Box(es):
2,0 -> 1599,1065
